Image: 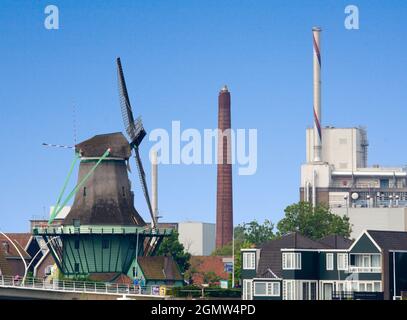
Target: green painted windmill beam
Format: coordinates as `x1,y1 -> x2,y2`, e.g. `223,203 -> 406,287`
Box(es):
49,152 -> 80,224
48,148 -> 111,225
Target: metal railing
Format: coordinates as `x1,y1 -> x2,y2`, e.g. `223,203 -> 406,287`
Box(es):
348,266 -> 381,273
0,275 -> 165,297
32,225 -> 172,236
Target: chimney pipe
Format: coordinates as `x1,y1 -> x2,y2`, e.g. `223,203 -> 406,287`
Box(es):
151,150 -> 158,225
312,27 -> 322,162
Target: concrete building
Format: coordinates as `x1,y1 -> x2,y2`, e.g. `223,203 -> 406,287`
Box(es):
300,27 -> 407,238
178,222 -> 215,256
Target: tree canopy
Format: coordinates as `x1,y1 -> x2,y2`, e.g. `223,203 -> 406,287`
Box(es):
156,230 -> 191,273
277,201 -> 352,240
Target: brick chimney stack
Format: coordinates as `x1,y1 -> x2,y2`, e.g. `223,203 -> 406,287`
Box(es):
216,85 -> 233,248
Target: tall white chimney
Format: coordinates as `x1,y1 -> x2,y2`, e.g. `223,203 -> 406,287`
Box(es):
151,150 -> 158,225
312,27 -> 322,162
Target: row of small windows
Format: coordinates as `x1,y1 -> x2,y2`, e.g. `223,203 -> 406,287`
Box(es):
326,253 -> 349,271
253,282 -> 280,297
244,252 -> 374,272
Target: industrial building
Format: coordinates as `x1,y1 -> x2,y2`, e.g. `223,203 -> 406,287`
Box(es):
178,222 -> 215,256
300,27 -> 407,238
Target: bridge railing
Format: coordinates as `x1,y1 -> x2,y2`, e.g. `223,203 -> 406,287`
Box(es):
0,275 -> 163,297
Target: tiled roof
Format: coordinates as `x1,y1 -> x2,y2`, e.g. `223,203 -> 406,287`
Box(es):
138,256 -> 183,281
367,230 -> 407,251
5,233 -> 32,249
188,256 -> 230,285
88,272 -> 133,284
0,250 -> 13,276
256,233 -> 330,278
0,234 -> 31,259
319,235 -> 353,249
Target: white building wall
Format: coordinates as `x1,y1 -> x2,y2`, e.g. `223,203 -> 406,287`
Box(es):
306,127 -> 366,170
332,207 -> 407,238
178,221 -> 215,256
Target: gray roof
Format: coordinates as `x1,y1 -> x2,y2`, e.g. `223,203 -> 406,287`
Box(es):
367,230 -> 407,251
256,233 -> 327,278
319,235 -> 353,249
256,233 -> 352,278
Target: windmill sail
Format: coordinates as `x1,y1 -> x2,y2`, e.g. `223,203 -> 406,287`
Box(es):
116,57 -> 156,228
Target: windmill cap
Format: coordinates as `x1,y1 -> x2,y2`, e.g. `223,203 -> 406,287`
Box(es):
75,132 -> 131,159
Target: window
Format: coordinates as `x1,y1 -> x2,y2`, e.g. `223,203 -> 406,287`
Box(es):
350,254 -> 381,272
254,282 -> 266,296
254,282 -> 280,297
102,239 -> 109,249
282,252 -> 301,270
74,263 -> 80,273
74,239 -> 80,249
73,219 -> 80,228
243,252 -> 256,270
83,187 -> 87,196
326,253 -> 334,270
283,280 -> 297,300
2,241 -> 9,253
45,265 -> 53,275
301,281 -> 317,300
243,280 -> 253,300
337,253 -> 349,271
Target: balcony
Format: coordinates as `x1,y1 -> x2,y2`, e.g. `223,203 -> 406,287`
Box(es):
349,266 -> 382,273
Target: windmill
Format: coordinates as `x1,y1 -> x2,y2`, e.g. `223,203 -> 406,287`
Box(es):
116,57 -> 156,229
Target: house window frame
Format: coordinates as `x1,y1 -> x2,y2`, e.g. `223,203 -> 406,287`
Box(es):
326,253 -> 334,271
253,281 -> 280,297
337,253 -> 349,271
349,253 -> 382,273
282,252 -> 301,270
242,252 -> 256,270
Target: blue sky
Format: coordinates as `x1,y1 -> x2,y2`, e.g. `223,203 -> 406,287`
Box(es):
0,1 -> 406,231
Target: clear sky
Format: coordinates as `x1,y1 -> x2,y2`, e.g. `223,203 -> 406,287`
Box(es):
0,1 -> 406,231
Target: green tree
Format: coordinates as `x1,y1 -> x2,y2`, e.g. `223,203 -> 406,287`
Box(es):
277,201 -> 352,240
239,219 -> 275,245
156,231 -> 191,273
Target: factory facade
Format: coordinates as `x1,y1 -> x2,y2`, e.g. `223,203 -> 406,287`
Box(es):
241,230 -> 407,300
300,27 -> 407,237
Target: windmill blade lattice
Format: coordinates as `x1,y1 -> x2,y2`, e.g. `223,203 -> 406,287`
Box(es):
116,57 -> 156,228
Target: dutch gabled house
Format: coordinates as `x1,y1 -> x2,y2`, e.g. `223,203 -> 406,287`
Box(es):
241,230 -> 407,300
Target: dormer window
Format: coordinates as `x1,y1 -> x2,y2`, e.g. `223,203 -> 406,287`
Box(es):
2,241 -> 9,254
243,252 -> 256,270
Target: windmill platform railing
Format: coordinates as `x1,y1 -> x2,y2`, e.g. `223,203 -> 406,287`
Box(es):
0,275 -> 168,298
32,225 -> 173,236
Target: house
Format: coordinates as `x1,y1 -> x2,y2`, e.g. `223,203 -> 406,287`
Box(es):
133,256 -> 184,287
349,230 -> 407,300
241,230 -> 407,300
0,234 -> 31,276
241,232 -> 347,300
187,256 -> 232,285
